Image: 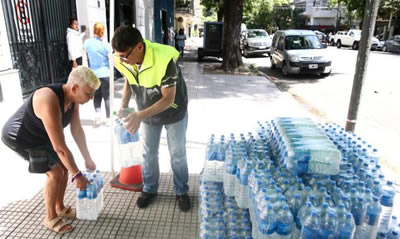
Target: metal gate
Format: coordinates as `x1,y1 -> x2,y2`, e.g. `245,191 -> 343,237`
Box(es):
1,0 -> 74,96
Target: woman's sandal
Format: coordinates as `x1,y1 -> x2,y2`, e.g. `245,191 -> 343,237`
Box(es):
57,206 -> 76,219
44,216 -> 73,234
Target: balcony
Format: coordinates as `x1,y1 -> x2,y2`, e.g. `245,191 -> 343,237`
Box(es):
176,0 -> 194,15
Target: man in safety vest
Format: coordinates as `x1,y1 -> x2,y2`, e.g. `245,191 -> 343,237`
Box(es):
112,26 -> 190,212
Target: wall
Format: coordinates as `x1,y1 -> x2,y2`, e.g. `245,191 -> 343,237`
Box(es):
136,0 -> 154,41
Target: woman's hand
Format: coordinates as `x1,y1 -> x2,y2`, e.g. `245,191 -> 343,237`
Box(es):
85,158 -> 96,171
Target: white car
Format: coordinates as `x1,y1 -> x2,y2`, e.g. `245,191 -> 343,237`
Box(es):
270,30 -> 332,77
240,29 -> 272,57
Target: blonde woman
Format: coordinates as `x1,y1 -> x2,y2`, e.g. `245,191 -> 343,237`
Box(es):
84,23 -> 110,126
1,66 -> 100,234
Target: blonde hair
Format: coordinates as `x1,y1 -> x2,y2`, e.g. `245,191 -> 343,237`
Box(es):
68,66 -> 100,90
93,23 -> 105,38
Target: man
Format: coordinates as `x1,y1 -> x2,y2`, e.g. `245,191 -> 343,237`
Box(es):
1,66 -> 100,234
66,17 -> 86,69
112,26 -> 190,212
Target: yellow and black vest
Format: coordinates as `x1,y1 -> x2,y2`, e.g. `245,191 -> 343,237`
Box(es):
114,40 -> 188,125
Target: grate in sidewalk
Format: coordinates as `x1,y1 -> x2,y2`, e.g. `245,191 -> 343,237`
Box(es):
0,173 -> 200,239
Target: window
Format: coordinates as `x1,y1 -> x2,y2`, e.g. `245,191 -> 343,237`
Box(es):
285,35 -> 322,50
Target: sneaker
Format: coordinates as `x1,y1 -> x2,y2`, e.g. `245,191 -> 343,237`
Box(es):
176,194 -> 191,212
136,192 -> 157,208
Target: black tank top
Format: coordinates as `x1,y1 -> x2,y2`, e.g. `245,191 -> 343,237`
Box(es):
1,84 -> 75,149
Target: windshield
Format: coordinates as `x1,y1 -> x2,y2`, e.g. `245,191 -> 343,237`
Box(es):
247,30 -> 268,38
285,35 -> 322,50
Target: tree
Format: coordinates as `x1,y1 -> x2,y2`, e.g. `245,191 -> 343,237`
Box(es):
221,0 -> 244,72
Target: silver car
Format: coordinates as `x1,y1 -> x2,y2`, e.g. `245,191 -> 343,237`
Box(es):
240,29 -> 272,57
270,30 -> 332,77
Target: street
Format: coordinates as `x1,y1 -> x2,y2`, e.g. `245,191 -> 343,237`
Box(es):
243,47 -> 400,179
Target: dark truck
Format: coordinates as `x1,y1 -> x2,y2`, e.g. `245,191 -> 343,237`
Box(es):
197,22 -> 224,61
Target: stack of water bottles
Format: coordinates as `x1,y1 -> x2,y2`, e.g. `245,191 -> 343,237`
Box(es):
76,170 -> 104,220
198,180 -> 253,238
199,117 -> 398,239
268,117 -> 341,175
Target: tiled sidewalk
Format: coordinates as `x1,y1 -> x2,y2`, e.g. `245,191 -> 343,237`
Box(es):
0,173 -> 200,239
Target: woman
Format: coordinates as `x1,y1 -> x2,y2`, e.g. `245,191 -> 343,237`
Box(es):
1,66 -> 100,234
84,23 -> 110,126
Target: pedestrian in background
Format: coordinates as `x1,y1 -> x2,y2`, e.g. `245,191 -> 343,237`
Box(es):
175,28 -> 187,58
112,26 -> 190,212
1,66 -> 100,234
66,17 -> 86,69
84,23 -> 110,126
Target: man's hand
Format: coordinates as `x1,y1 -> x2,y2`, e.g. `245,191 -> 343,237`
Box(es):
75,175 -> 90,191
72,60 -> 78,68
85,158 -> 96,171
123,112 -> 143,134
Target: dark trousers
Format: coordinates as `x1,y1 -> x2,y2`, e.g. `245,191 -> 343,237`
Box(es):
93,77 -> 110,118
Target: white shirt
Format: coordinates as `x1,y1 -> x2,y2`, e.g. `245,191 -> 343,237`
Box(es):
66,28 -> 85,61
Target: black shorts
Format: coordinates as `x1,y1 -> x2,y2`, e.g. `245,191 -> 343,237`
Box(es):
1,137 -> 59,173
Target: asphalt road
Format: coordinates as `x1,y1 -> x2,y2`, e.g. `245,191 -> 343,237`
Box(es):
243,47 -> 400,179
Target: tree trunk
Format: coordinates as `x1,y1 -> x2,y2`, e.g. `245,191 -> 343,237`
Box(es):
221,0 -> 243,72
217,7 -> 224,22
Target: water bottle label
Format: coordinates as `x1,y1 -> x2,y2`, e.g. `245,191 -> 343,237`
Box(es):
239,174 -> 248,185
380,195 -> 394,207
301,227 -> 319,239
365,212 -> 380,226
276,222 -> 292,235
258,222 -> 275,235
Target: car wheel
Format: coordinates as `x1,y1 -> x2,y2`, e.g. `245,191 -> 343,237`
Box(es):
352,41 -> 359,50
270,57 -> 276,69
382,45 -> 387,52
336,41 -> 341,48
282,63 -> 289,76
330,39 -> 335,46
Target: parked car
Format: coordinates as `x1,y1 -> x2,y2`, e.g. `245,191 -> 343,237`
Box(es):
240,29 -> 272,57
382,35 -> 400,53
270,30 -> 332,77
334,29 -> 379,50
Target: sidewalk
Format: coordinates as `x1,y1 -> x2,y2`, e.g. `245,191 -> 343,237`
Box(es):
0,45 -> 313,238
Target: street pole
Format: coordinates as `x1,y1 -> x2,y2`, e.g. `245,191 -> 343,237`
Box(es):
109,0 -> 115,177
345,0 -> 381,132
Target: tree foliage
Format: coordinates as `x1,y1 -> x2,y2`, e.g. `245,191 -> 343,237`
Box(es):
200,0 -> 225,21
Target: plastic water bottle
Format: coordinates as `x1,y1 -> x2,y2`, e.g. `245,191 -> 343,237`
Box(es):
356,196 -> 381,239
258,204 -> 276,239
320,212 -> 337,238
76,188 -> 87,220
77,179 -> 100,220
337,213 -> 356,239
224,151 -> 239,196
300,211 -> 320,239
235,158 -> 253,209
379,181 -> 397,233
275,205 -> 293,238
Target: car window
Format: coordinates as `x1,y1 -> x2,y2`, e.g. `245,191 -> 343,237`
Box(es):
247,30 -> 268,38
285,35 -> 322,50
349,32 -> 354,37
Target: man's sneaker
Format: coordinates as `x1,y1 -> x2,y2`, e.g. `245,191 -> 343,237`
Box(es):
176,194 -> 191,212
136,192 -> 157,208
